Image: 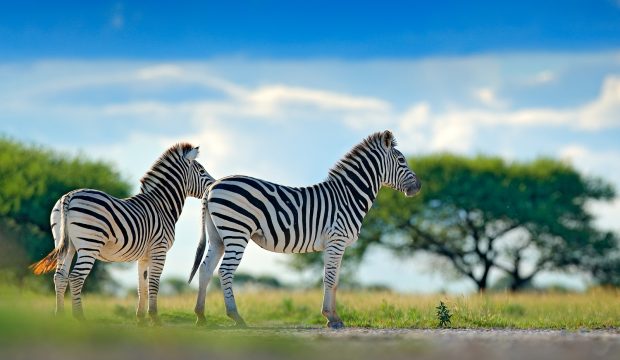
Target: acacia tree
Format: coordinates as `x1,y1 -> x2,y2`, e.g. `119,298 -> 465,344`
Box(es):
291,154 -> 618,291
362,154 -> 617,291
0,137 -> 131,291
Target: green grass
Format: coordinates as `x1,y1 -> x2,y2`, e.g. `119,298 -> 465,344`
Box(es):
1,284 -> 617,359
2,284 -> 619,331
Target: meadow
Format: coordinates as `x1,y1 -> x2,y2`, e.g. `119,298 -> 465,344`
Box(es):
2,284 -> 619,331
1,284 -> 618,359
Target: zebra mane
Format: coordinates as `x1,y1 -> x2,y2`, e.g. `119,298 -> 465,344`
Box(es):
139,142 -> 197,193
327,131 -> 396,180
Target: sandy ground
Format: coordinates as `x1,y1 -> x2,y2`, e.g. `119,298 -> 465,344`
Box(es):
3,328 -> 619,360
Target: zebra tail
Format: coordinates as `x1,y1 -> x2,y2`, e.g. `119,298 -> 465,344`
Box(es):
30,193 -> 72,275
188,196 -> 209,284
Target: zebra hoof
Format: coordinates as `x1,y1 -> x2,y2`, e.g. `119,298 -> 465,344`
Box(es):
234,321 -> 247,328
136,317 -> 148,327
195,315 -> 207,327
150,316 -> 162,327
327,320 -> 345,329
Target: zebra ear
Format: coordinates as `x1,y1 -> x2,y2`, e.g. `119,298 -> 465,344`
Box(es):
185,146 -> 199,161
381,130 -> 395,149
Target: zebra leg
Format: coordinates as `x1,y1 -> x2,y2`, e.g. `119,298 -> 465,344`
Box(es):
53,244 -> 75,316
218,242 -> 248,327
68,249 -> 99,321
136,258 -> 149,325
322,243 -> 345,329
194,236 -> 224,326
147,252 -> 166,326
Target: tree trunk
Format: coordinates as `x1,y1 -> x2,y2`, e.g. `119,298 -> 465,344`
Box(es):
477,261 -> 492,293
509,277 -> 521,292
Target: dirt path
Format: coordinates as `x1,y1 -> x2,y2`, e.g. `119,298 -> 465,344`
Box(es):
4,328 -> 619,360
229,327 -> 620,360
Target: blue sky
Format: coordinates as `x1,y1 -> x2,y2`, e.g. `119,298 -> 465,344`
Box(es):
1,1 -> 620,293
2,1 -> 620,58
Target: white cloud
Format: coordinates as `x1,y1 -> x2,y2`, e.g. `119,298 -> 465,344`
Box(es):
559,145 -> 620,232
391,74 -> 620,154
136,64 -> 184,80
396,103 -> 431,152
472,87 -> 508,108
579,76 -> 620,130
559,145 -> 590,163
448,75 -> 620,130
559,145 -> 620,183
249,85 -> 391,112
429,113 -> 476,153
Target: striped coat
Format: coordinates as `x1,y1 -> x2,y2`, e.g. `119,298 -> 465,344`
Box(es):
190,131 -> 420,328
32,143 -> 214,323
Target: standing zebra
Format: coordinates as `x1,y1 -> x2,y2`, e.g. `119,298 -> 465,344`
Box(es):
189,131 -> 420,328
31,143 -> 214,324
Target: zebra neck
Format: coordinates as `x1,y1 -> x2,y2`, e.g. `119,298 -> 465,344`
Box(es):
327,145 -> 383,211
327,166 -> 380,218
140,181 -> 186,220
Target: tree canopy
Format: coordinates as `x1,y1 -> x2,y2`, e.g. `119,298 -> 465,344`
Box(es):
0,137 -> 131,291
291,153 -> 619,291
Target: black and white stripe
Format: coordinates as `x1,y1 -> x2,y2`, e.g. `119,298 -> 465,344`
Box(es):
190,131 -> 420,328
36,143 -> 214,323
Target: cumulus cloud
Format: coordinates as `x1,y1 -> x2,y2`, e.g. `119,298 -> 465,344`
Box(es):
391,74 -> 620,154
579,76 -> 620,130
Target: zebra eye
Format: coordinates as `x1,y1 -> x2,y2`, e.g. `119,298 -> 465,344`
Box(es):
199,168 -> 206,174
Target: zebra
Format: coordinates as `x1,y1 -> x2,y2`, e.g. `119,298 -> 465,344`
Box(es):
188,130 -> 421,328
31,143 -> 214,324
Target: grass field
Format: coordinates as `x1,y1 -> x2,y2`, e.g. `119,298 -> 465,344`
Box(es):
1,284 -> 618,359
2,284 -> 619,331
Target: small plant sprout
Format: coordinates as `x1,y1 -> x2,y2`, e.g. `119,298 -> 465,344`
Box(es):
436,301 -> 452,328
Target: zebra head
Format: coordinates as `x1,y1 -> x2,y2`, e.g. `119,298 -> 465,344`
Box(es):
379,130 -> 421,197
183,146 -> 215,198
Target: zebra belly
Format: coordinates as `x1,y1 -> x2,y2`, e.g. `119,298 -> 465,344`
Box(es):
97,242 -> 146,262
249,229 -> 325,254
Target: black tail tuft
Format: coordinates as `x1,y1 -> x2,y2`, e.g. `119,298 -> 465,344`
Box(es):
188,198 -> 209,284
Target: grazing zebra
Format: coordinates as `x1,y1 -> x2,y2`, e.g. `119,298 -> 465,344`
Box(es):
31,143 -> 214,324
189,131 -> 421,328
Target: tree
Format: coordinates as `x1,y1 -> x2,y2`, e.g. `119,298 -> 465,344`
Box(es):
0,137 -> 131,291
588,252 -> 620,287
290,154 -> 619,292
